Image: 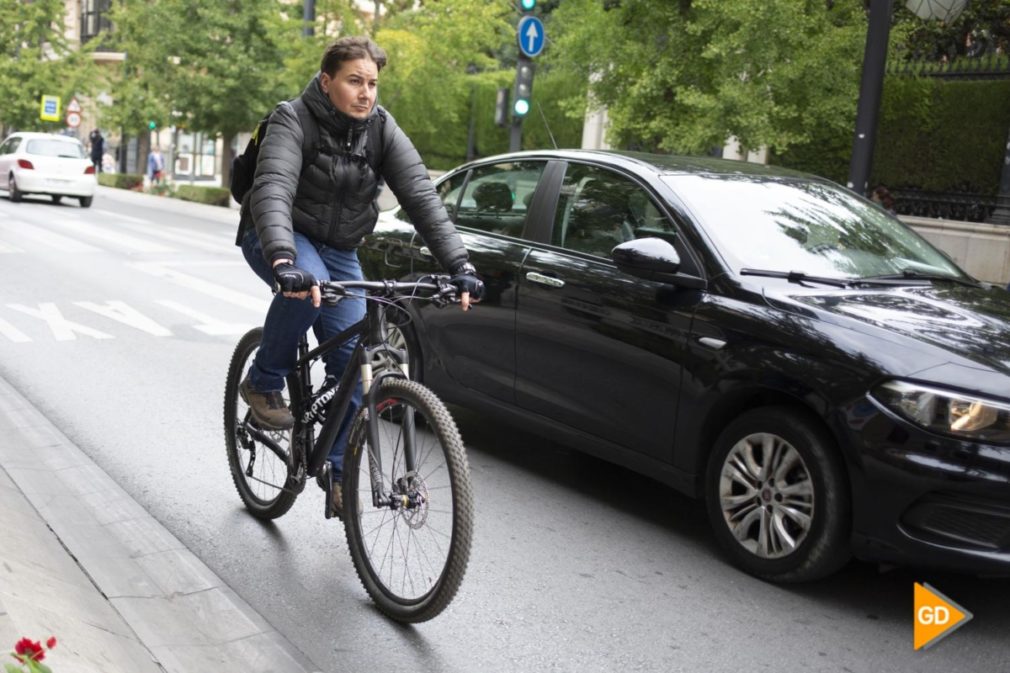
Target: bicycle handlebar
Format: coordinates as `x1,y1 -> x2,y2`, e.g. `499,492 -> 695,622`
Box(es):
318,275 -> 458,307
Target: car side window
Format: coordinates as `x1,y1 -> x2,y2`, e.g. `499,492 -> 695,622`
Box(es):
394,171 -> 468,224
0,138 -> 15,155
453,161 -> 545,237
552,163 -> 680,259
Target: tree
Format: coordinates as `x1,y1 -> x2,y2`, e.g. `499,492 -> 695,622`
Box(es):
107,0 -> 297,184
549,0 -> 868,156
0,0 -> 97,133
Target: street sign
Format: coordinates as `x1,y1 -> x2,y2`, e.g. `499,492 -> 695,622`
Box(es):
40,95 -> 60,122
66,111 -> 81,128
517,16 -> 545,58
67,97 -> 81,113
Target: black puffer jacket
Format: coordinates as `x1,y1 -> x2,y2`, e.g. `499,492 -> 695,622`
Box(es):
244,75 -> 468,270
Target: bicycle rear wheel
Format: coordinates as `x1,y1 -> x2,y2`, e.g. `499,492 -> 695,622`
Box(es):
223,328 -> 299,519
343,377 -> 473,623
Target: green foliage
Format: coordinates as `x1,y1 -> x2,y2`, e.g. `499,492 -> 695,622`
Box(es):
873,78 -> 1010,194
548,0 -> 866,156
175,184 -> 231,206
0,0 -> 98,131
98,172 -> 144,190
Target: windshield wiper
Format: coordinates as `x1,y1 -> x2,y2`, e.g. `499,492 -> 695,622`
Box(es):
860,270 -> 981,288
740,268 -> 929,289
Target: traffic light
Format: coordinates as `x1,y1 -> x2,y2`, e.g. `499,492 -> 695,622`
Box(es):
513,57 -> 534,118
148,120 -> 157,130
518,0 -> 536,11
495,87 -> 510,127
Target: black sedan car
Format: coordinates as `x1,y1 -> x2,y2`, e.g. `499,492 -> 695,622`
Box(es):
359,149 -> 1010,583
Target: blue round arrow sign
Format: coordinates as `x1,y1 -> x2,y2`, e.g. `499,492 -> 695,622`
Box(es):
517,16 -> 545,58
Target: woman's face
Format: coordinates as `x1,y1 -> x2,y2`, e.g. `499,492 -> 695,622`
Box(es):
320,58 -> 378,120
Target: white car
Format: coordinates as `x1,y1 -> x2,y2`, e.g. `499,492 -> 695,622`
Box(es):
0,132 -> 97,208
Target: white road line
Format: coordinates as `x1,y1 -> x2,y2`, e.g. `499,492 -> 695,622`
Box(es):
0,318 -> 30,342
156,300 -> 255,336
127,261 -> 268,312
75,301 -> 173,336
0,240 -> 24,253
7,303 -> 113,340
112,221 -> 232,253
94,209 -> 149,224
0,220 -> 102,253
45,219 -> 176,253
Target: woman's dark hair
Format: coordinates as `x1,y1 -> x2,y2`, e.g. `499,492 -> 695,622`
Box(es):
320,36 -> 387,76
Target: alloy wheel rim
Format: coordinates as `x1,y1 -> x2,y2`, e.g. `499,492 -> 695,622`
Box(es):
718,432 -> 815,559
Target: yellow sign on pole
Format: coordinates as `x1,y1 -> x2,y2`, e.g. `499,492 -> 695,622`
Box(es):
40,95 -> 61,122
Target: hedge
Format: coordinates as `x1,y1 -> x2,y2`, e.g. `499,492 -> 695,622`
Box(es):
772,77 -> 1010,195
97,172 -> 144,190
174,184 -> 232,207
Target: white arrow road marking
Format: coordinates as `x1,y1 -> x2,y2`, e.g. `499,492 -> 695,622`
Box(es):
47,219 -> 176,253
0,220 -> 102,253
7,303 -> 113,340
74,301 -> 173,336
127,261 -> 268,312
156,300 -> 254,336
0,318 -> 30,342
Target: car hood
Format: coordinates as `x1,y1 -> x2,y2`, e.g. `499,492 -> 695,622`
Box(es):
773,283 -> 1010,377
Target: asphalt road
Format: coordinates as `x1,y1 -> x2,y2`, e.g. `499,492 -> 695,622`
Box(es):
0,187 -> 1007,673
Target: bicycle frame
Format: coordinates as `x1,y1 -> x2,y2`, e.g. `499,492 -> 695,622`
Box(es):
290,295 -> 417,508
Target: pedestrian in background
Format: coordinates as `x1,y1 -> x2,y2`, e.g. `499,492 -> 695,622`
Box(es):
147,147 -> 165,185
871,185 -> 896,213
88,129 -> 104,173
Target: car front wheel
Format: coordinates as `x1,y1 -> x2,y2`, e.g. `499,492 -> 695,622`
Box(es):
8,174 -> 22,202
704,406 -> 851,583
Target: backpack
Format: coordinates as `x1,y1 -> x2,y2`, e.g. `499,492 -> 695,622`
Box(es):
230,98 -> 317,205
232,99 -> 386,246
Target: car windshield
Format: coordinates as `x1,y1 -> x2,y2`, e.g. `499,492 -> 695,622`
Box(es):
25,139 -> 85,159
664,174 -> 968,281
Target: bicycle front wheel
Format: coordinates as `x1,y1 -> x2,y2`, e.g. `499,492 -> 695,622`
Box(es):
343,378 -> 473,623
223,328 -> 298,519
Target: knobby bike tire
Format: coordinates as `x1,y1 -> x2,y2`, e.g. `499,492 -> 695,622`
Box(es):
223,327 -> 299,519
342,377 -> 473,623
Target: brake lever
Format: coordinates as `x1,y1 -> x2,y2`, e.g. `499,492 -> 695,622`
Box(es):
320,284 -> 347,307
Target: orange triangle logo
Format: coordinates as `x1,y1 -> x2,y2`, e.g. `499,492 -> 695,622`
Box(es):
914,582 -> 972,650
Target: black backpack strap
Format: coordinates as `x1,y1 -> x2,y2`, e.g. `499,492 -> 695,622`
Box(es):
288,98 -> 318,171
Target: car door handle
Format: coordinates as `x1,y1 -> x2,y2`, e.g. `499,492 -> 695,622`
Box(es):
526,272 -> 565,288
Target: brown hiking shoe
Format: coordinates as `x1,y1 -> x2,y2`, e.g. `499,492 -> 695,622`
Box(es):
240,377 -> 294,430
330,482 -> 345,520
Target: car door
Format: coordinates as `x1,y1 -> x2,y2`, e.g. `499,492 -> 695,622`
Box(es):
515,161 -> 702,464
0,137 -> 18,179
403,159 -> 553,404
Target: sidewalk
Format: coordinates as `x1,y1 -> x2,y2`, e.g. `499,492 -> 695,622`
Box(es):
0,374 -> 321,673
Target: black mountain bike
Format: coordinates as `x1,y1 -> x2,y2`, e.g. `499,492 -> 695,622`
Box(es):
223,276 -> 473,623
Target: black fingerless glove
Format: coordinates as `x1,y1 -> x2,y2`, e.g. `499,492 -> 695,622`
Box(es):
272,262 -> 318,293
449,261 -> 485,300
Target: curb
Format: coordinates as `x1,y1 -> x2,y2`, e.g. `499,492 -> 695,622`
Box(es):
0,375 -> 321,673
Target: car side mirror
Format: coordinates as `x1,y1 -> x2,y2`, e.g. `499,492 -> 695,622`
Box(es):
612,238 -> 705,289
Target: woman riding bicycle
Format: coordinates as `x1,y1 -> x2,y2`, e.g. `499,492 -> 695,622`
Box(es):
238,36 -> 482,518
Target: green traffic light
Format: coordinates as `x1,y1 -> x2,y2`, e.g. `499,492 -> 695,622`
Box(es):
520,0 -> 536,10
148,121 -> 156,130
513,98 -> 530,116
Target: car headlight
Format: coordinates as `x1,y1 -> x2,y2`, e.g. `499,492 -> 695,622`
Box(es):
872,380 -> 1010,443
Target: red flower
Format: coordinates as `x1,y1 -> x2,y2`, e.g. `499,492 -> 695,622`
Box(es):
46,636 -> 57,650
13,638 -> 44,662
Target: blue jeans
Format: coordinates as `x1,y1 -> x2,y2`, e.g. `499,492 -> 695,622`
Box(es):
242,229 -> 365,478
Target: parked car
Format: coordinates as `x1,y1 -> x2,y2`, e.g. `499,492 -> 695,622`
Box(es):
0,132 -> 97,207
359,149 -> 1010,583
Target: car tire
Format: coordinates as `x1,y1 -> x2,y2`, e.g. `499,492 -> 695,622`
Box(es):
8,174 -> 22,203
52,195 -> 62,204
79,196 -> 93,208
704,406 -> 851,583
